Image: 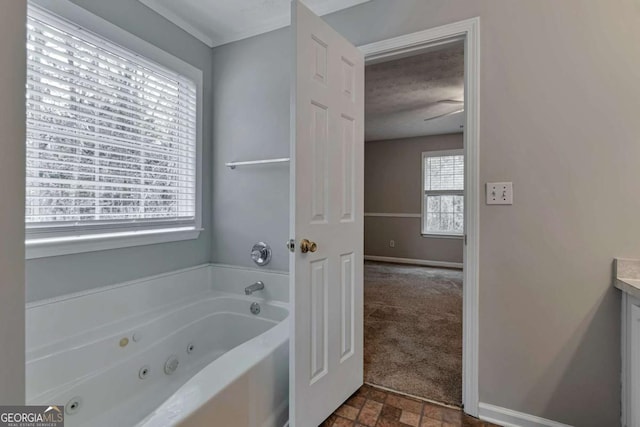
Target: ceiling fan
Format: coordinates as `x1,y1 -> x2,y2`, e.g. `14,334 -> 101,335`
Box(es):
423,99 -> 464,122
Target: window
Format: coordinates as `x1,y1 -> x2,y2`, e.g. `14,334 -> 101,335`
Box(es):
422,150 -> 464,236
25,4 -> 201,256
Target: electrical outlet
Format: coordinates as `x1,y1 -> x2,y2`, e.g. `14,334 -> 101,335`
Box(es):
486,182 -> 513,205
389,240 -> 395,248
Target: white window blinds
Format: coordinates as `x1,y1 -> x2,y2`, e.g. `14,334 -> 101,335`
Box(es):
423,151 -> 464,235
424,154 -> 464,192
25,5 -> 197,235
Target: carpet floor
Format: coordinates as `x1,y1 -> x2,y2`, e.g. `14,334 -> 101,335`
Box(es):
363,261 -> 463,406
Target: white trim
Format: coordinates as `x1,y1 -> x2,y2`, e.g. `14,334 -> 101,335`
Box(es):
26,227 -> 202,259
463,19 -> 481,417
359,19 -> 470,61
421,233 -> 464,240
139,0 -> 372,48
26,0 -> 205,257
138,0 -> 217,47
359,16 -> 480,417
364,255 -> 462,270
478,403 -> 573,427
364,212 -> 421,218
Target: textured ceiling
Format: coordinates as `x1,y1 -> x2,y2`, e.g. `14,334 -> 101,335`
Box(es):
365,42 -> 465,141
138,0 -> 370,47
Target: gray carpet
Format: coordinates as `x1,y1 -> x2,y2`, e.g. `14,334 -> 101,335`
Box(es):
363,261 -> 463,406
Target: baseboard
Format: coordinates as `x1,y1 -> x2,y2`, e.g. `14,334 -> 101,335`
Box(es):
364,255 -> 463,269
478,403 -> 572,427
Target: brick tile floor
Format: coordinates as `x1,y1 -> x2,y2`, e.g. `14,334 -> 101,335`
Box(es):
319,384 -> 501,427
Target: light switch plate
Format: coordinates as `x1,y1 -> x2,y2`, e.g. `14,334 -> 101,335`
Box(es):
486,182 -> 513,205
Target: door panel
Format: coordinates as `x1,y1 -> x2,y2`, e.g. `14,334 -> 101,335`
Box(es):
340,252 -> 355,362
340,115 -> 355,222
310,258 -> 329,383
310,102 -> 328,223
290,1 -> 365,426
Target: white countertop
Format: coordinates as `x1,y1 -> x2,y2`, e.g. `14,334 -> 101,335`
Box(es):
616,277 -> 640,300
614,258 -> 640,300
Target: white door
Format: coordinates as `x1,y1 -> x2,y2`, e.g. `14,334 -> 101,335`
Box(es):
289,1 -> 364,426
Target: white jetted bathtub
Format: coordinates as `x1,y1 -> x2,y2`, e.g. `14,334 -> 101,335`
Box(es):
26,264 -> 290,427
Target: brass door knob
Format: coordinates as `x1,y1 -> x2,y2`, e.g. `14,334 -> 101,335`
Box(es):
300,239 -> 318,253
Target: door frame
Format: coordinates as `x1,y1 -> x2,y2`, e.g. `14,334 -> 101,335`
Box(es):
358,17 -> 481,417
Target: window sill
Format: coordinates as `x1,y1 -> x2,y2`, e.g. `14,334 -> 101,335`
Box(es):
421,233 -> 464,240
26,227 -> 202,259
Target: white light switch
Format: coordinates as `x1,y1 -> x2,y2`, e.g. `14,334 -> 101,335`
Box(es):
486,182 -> 513,205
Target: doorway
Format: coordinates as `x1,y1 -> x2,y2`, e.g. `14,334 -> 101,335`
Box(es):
358,18 -> 481,416
362,41 -> 465,407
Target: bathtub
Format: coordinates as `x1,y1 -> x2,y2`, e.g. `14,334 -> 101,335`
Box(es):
26,264 -> 290,427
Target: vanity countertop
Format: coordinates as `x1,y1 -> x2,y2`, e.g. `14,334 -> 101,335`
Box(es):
614,258 -> 640,300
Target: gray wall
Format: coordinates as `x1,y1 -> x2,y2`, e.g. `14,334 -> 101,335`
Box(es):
25,0 -> 214,301
0,0 -> 26,404
212,1 -> 640,425
364,134 -> 463,264
210,29 -> 291,272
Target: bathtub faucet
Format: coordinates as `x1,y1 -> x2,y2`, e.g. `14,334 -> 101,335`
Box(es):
245,281 -> 264,295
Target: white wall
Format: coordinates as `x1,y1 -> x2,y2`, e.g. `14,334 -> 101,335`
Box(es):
0,0 -> 26,404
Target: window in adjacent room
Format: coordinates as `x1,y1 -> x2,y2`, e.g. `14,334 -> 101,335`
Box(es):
422,150 -> 464,236
25,4 -> 201,256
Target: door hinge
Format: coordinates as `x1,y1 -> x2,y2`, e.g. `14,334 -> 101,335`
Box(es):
464,234 -> 468,245
286,239 -> 295,253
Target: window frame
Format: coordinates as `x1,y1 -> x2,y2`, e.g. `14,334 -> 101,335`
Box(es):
25,0 -> 203,259
421,149 -> 465,239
